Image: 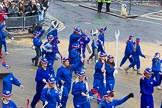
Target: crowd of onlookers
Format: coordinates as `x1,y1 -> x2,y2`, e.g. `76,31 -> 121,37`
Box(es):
0,0 -> 49,17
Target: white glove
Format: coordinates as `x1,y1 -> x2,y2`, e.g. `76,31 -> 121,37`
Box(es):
42,79 -> 47,83
44,101 -> 48,105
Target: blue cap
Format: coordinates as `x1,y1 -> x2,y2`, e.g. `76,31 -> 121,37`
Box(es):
144,68 -> 153,74
2,90 -> 12,97
155,52 -> 160,57
78,70 -> 85,76
99,52 -> 107,57
99,28 -> 105,33
33,31 -> 39,36
62,57 -> 70,62
129,35 -> 134,39
104,90 -> 114,97
73,28 -> 80,33
136,38 -> 140,41
107,55 -> 114,59
48,77 -> 56,83
40,58 -> 48,63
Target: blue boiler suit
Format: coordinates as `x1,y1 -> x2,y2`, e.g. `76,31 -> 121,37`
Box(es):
56,62 -> 83,108
120,40 -> 134,67
31,67 -> 51,107
40,87 -> 61,108
71,81 -> 90,108
3,73 -> 22,92
140,75 -> 162,108
129,43 -> 145,69
93,61 -> 105,100
151,57 -> 162,86
105,63 -> 115,91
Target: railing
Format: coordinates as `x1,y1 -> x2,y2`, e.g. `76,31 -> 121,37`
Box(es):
5,15 -> 39,29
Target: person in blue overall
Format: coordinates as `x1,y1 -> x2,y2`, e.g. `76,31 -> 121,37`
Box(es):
120,35 -> 134,69
69,43 -> 80,66
140,68 -> 162,108
98,26 -> 107,45
98,90 -> 134,108
90,52 -> 107,103
71,70 -> 91,108
42,35 -> 59,76
32,30 -> 43,66
0,23 -> 6,58
105,55 -> 115,91
77,33 -> 90,66
2,90 -> 17,108
31,57 -> 52,108
125,38 -> 146,75
1,26 -> 9,55
68,28 -> 82,57
3,73 -> 24,92
56,57 -> 83,108
40,77 -> 62,108
151,52 -> 162,90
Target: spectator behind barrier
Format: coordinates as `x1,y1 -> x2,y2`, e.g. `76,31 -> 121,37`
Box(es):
8,1 -> 19,17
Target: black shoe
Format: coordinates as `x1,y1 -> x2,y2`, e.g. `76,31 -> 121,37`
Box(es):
31,106 -> 35,108
32,59 -> 35,64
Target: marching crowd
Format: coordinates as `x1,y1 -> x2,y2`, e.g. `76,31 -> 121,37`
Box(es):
0,18 -> 162,108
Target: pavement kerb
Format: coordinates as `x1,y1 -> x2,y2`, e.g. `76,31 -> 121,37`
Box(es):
79,4 -> 138,18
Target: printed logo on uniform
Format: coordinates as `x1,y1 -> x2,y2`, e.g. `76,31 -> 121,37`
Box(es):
10,78 -> 13,80
150,82 -> 153,84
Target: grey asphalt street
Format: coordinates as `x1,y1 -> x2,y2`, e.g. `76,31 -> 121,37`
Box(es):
1,0 -> 162,108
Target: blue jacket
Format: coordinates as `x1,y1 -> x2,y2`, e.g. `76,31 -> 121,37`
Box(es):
40,87 -> 61,108
140,76 -> 162,95
71,81 -> 88,105
2,100 -> 17,108
47,28 -> 58,39
133,44 -> 145,58
68,33 -> 82,52
98,33 -> 105,45
94,61 -> 104,80
56,62 -> 82,87
33,37 -> 42,47
98,96 -> 129,108
124,40 -> 134,55
3,73 -> 22,92
42,41 -> 57,61
105,63 -> 115,80
69,49 -> 80,64
35,67 -> 51,91
151,58 -> 162,71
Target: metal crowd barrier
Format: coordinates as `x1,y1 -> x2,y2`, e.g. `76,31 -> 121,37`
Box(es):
5,15 -> 39,29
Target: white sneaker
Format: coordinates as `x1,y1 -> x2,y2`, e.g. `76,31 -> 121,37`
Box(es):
5,52 -> 10,55
119,67 -> 124,70
157,86 -> 162,90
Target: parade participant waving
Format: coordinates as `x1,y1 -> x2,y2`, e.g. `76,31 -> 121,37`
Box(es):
32,30 -> 43,66
3,73 -> 24,92
151,52 -> 162,90
120,35 -> 134,69
56,57 -> 83,108
68,27 -> 81,57
125,38 -> 146,75
105,55 -> 115,91
140,68 -> 162,108
90,52 -> 107,103
98,26 -> 107,45
40,77 -> 62,108
98,90 -> 134,108
71,70 -> 91,108
2,90 -> 17,108
31,57 -> 52,108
